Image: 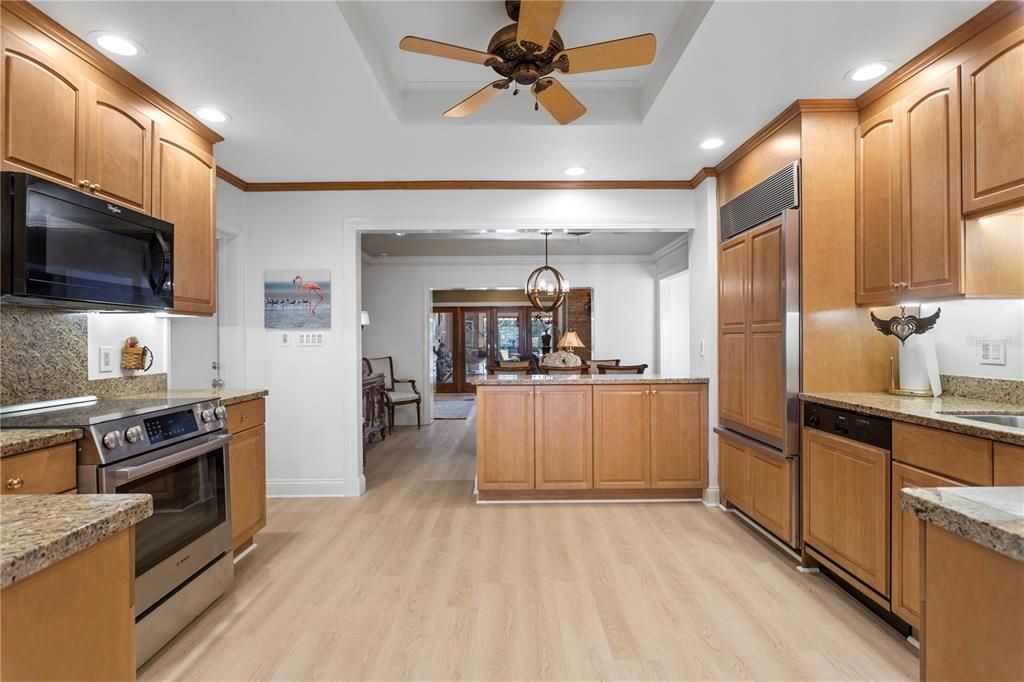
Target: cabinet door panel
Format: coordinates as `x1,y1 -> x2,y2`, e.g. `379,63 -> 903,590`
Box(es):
593,385 -> 649,488
856,106 -> 902,305
87,82 -> 152,213
747,332 -> 784,441
153,125 -> 216,315
749,449 -> 794,545
477,387 -> 534,490
901,70 -> 962,298
962,26 -> 1024,214
718,235 -> 748,331
535,385 -> 592,490
749,221 -> 782,328
230,424 -> 267,550
718,332 -> 747,425
994,442 -> 1024,486
718,434 -> 750,509
891,462 -> 962,629
802,428 -> 890,595
1,30 -> 86,187
650,384 -> 706,489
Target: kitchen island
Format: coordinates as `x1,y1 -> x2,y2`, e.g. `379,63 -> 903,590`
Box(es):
474,375 -> 709,501
902,486 -> 1024,682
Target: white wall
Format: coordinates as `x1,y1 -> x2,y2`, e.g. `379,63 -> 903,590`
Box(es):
659,271 -> 691,377
87,313 -> 169,380
924,299 -> 1024,380
362,258 -> 658,424
687,179 -> 719,505
236,188 -> 693,497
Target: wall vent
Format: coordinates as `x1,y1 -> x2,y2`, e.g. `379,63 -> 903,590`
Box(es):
719,161 -> 799,242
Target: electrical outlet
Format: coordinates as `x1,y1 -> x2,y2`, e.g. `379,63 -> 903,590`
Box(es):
297,332 -> 325,347
979,338 -> 1006,365
98,346 -> 114,373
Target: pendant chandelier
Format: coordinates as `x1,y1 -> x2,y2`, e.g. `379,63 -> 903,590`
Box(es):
526,230 -> 569,312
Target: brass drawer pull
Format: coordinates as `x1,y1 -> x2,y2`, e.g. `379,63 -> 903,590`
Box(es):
6,477 -> 24,490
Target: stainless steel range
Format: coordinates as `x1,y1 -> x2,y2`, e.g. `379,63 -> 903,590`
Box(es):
2,396 -> 234,666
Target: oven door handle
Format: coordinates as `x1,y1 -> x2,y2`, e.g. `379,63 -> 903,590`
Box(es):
111,433 -> 232,484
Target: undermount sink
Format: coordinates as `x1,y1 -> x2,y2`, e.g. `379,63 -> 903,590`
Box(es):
949,414 -> 1024,429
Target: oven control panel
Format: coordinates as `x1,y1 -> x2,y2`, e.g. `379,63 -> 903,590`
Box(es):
144,409 -> 200,444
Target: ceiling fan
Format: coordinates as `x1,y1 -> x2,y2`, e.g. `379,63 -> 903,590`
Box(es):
399,0 -> 656,124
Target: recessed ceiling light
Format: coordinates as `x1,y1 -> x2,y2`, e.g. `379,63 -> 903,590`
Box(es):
847,61 -> 892,82
478,229 -> 489,234
699,138 -> 724,150
193,107 -> 231,123
378,252 -> 389,257
394,232 -> 406,236
89,32 -> 144,57
563,166 -> 588,177
495,228 -> 519,234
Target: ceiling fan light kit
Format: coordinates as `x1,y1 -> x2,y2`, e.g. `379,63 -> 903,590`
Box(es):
400,0 -> 656,124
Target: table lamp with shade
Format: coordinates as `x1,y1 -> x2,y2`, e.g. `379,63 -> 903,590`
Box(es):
557,329 -> 585,354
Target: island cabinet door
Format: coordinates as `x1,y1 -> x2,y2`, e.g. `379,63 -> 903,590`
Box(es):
593,385 -> 650,489
477,386 -> 535,490
891,462 -> 962,630
535,385 -> 593,489
650,384 -> 707,489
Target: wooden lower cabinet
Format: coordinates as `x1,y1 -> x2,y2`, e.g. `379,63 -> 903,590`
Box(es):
593,385 -> 650,489
0,443 -> 77,494
994,442 -> 1024,485
477,386 -> 535,490
718,435 -> 751,509
891,462 -> 963,629
893,421 -> 992,485
650,384 -> 708,488
717,432 -> 796,546
802,428 -> 890,596
535,385 -> 592,490
1,529 -> 136,681
227,398 -> 267,552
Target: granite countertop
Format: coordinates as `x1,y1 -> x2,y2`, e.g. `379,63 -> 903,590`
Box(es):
799,392 -> 1024,446
1,494 -> 152,588
474,375 -> 710,386
134,388 -> 269,406
0,428 -> 83,458
901,487 -> 1024,562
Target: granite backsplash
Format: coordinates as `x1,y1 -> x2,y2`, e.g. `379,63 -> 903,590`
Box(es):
940,374 -> 1024,404
1,307 -> 166,406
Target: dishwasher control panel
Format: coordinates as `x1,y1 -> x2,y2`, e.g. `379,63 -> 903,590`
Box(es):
803,403 -> 891,450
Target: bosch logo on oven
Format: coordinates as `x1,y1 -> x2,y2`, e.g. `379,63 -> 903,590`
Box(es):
106,203 -> 122,214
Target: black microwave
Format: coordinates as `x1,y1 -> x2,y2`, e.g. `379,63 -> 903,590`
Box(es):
1,172 -> 173,310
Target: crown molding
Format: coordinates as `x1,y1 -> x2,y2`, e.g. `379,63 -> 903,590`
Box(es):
216,167 -> 249,191
651,234 -> 690,262
3,0 -> 224,145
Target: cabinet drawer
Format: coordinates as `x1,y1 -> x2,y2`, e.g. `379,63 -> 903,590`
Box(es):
995,442 -> 1024,486
0,443 -> 77,494
227,398 -> 265,434
892,422 -> 992,485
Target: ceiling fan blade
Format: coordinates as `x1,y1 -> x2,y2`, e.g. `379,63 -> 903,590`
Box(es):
555,33 -> 656,74
532,78 -> 586,125
516,0 -> 563,53
399,36 -> 499,66
444,80 -> 511,118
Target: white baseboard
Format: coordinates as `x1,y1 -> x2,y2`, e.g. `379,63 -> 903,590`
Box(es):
266,478 -> 359,497
701,486 -> 720,507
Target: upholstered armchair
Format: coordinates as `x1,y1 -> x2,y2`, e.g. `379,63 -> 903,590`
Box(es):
365,356 -> 421,433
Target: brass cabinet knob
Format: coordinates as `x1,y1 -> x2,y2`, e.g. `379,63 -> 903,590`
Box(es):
79,179 -> 90,188
651,389 -> 658,396
90,183 -> 101,191
6,477 -> 24,490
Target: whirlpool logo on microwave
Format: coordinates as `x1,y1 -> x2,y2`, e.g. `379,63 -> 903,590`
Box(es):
106,203 -> 122,214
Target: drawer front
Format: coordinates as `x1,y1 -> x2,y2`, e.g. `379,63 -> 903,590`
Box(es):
0,443 -> 77,494
227,398 -> 265,435
994,442 -> 1024,485
892,422 -> 992,485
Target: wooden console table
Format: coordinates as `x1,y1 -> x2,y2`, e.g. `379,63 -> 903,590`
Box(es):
363,372 -> 387,448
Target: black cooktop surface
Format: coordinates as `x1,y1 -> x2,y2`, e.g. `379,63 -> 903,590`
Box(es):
1,397 -> 208,428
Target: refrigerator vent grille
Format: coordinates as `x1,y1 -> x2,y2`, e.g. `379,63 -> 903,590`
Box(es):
719,162 -> 799,242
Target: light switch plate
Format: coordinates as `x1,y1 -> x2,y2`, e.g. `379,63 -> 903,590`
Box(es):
98,345 -> 113,373
979,338 -> 1006,365
297,332 -> 325,347
279,332 -> 290,347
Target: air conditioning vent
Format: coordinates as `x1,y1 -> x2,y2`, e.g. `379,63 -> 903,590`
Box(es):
719,161 -> 799,242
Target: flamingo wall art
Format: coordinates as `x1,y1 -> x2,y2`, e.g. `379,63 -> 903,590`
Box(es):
264,269 -> 331,330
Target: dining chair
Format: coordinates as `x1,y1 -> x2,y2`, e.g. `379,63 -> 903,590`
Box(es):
597,363 -> 648,374
542,365 -> 584,375
487,363 -> 533,375
365,356 -> 421,432
588,359 -> 621,374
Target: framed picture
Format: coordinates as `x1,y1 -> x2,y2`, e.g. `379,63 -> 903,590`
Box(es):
264,269 -> 331,330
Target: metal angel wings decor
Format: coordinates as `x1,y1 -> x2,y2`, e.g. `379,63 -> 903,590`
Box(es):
870,306 -> 941,344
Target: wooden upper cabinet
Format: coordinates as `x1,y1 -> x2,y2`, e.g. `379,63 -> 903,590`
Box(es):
535,385 -> 593,490
86,82 -> 152,213
477,386 -> 535,490
961,24 -> 1024,214
154,124 -> 217,315
1,29 -> 86,188
901,70 -> 963,299
856,105 -> 902,305
593,385 -> 649,489
649,384 -> 707,489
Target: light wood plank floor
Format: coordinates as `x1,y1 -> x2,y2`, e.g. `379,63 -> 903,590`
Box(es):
141,416 -> 917,681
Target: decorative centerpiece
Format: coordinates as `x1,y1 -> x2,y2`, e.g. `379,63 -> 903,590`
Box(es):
542,350 -> 582,367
